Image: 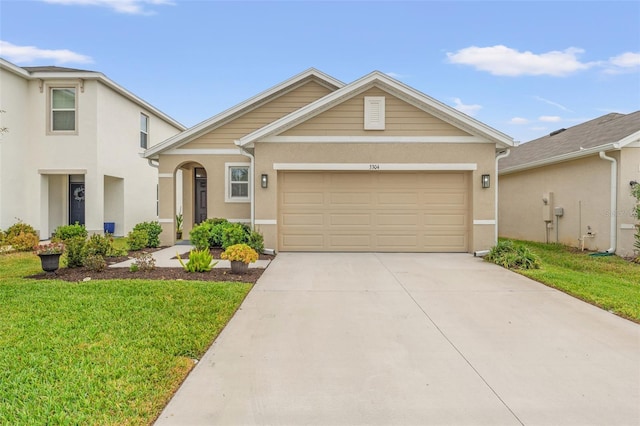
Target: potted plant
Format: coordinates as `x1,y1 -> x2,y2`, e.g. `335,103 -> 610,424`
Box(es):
176,211 -> 183,240
220,243 -> 258,274
33,242 -> 65,273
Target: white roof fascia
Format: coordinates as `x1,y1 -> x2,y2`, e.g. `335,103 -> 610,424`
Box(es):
144,68 -> 344,158
616,130 -> 640,148
0,58 -> 185,130
499,143 -> 620,175
238,71 -> 514,148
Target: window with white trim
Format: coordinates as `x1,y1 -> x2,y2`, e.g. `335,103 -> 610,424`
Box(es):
140,113 -> 149,149
51,87 -> 76,132
225,163 -> 250,202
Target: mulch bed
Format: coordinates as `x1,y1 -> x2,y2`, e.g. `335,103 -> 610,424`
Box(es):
27,247 -> 273,284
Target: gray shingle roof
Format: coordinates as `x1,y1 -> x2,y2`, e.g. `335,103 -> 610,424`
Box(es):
499,111 -> 640,171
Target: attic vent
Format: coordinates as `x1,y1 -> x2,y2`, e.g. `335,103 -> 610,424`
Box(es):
549,128 -> 566,137
364,96 -> 385,130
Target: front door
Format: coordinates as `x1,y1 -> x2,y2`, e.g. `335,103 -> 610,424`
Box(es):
194,167 -> 207,224
69,182 -> 85,225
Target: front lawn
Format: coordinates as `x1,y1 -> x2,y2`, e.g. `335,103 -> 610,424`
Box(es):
504,240 -> 640,322
0,252 -> 252,425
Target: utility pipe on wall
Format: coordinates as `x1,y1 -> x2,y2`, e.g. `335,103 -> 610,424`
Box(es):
599,151 -> 617,254
236,142 -> 255,229
495,149 -> 511,244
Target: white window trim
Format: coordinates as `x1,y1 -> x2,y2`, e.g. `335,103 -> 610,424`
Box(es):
48,85 -> 79,135
140,113 -> 149,149
225,162 -> 251,203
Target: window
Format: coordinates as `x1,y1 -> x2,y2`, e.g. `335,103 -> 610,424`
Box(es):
51,88 -> 76,131
225,163 -> 250,202
140,113 -> 149,149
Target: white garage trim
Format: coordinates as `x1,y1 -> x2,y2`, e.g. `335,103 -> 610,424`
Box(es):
473,220 -> 496,225
273,163 -> 477,171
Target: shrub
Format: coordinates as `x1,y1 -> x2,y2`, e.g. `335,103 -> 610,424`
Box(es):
189,222 -> 214,251
85,234 -> 111,257
6,220 -> 37,240
177,249 -> 216,272
0,230 -> 5,245
53,222 -> 87,241
133,221 -> 162,248
127,229 -> 148,251
205,218 -> 229,226
485,240 -> 541,270
84,254 -> 107,272
131,252 -> 156,272
6,220 -> 38,250
221,223 -> 249,249
65,236 -> 87,268
10,232 -> 39,252
246,230 -> 264,253
220,243 -> 258,264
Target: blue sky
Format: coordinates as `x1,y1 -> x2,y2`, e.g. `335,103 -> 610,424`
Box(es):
1,0 -> 639,143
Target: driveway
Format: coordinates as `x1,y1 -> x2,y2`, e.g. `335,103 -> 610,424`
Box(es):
155,253 -> 640,426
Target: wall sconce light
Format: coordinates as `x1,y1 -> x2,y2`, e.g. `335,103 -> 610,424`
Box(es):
630,180 -> 638,187
481,174 -> 490,189
261,174 -> 268,188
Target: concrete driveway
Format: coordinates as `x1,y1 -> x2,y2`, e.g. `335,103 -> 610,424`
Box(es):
155,253 -> 640,426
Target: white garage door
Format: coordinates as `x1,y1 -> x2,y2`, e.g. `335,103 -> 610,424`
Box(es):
278,171 -> 470,252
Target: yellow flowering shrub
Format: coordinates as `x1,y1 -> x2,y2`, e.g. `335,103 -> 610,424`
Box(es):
220,243 -> 258,264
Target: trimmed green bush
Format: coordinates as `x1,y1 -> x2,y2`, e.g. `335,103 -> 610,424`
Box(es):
6,221 -> 39,250
85,234 -> 111,257
127,229 -> 148,251
65,236 -> 87,268
6,221 -> 37,240
133,221 -> 162,248
485,240 -> 541,270
84,254 -> 107,272
189,222 -> 214,251
221,223 -> 249,249
53,222 -> 87,241
246,230 -> 264,253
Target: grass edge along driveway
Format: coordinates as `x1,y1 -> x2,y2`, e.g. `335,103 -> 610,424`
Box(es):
505,240 -> 640,323
0,252 -> 252,425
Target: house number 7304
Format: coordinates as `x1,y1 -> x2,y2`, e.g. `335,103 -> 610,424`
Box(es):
369,164 -> 380,170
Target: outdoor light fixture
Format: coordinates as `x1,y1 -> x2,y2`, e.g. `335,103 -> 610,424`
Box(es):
630,180 -> 638,187
481,174 -> 490,189
261,174 -> 268,188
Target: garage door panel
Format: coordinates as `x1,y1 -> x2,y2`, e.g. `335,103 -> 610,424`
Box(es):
330,192 -> 371,205
282,213 -> 324,226
282,192 -> 324,205
279,171 -> 469,252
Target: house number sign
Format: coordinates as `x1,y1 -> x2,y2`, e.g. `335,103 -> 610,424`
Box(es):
369,164 -> 380,170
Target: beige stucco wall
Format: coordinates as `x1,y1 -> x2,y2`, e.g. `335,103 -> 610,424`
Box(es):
499,150 -> 639,257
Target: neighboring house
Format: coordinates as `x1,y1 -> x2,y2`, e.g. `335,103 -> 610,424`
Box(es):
145,69 -> 514,253
0,58 -> 185,238
498,111 -> 640,257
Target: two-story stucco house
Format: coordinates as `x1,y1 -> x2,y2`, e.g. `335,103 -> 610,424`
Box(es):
0,58 -> 185,238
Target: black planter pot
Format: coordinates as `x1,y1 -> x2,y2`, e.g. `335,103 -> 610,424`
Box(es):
230,260 -> 249,274
38,253 -> 62,273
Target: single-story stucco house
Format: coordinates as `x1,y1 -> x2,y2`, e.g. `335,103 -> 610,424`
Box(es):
498,111 -> 640,257
144,69 -> 514,253
0,58 -> 185,238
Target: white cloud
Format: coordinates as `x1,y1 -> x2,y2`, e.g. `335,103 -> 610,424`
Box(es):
539,116 -> 562,122
0,40 -> 93,64
604,52 -> 640,74
446,45 -> 595,77
510,117 -> 529,125
42,0 -> 174,15
534,96 -> 572,112
451,97 -> 481,116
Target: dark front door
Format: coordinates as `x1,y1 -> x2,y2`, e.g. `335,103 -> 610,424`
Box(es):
194,168 -> 207,224
69,182 -> 85,225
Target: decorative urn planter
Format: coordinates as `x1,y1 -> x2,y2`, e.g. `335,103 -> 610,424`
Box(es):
230,260 -> 249,274
38,253 -> 62,273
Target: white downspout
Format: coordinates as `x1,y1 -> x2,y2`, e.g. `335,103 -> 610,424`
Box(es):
495,149 -> 511,244
236,141 -> 255,229
599,151 -> 617,253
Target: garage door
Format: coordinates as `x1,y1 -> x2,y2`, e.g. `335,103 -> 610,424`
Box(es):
278,171 -> 469,252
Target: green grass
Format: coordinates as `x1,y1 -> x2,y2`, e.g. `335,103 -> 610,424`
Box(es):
0,252 -> 252,425
503,240 -> 640,322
